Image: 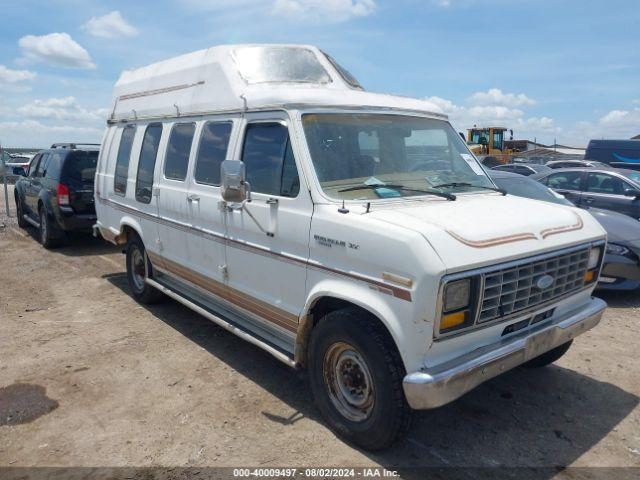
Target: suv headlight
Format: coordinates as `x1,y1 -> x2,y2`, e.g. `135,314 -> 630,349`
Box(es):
606,243 -> 630,257
440,277 -> 478,333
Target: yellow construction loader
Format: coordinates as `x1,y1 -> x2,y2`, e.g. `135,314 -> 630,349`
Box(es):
466,127 -> 514,166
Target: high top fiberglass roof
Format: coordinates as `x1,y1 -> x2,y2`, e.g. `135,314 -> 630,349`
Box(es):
109,44 -> 445,123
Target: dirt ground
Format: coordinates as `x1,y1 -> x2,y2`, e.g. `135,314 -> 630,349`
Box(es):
1,184 -> 639,478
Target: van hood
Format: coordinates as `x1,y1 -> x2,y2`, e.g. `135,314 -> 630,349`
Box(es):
367,194 -> 606,272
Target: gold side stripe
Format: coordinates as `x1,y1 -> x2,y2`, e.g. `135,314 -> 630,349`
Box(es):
148,252 -> 299,334
99,196 -> 413,302
540,213 -> 584,239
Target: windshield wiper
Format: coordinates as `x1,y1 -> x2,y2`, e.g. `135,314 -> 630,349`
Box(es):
432,182 -> 507,196
338,183 -> 456,200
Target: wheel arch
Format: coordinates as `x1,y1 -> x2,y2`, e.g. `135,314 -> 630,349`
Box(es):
295,283 -> 407,370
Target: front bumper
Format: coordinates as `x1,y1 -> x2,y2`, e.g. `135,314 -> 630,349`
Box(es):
403,297 -> 606,410
597,253 -> 640,291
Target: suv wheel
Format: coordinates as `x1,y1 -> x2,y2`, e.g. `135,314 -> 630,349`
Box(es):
523,340 -> 573,368
125,235 -> 164,304
15,194 -> 27,228
39,208 -> 59,249
308,308 -> 412,451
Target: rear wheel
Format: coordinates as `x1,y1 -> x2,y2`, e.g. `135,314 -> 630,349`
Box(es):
39,207 -> 59,249
523,340 -> 573,368
308,308 -> 412,451
125,235 -> 163,304
15,194 -> 27,229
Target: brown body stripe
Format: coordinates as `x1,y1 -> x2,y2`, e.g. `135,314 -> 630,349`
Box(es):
148,252 -> 299,333
540,212 -> 584,239
99,196 -> 413,302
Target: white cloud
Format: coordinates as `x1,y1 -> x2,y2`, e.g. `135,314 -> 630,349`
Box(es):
18,33 -> 95,69
0,65 -> 36,83
0,120 -> 102,148
565,107 -> 640,144
82,11 -> 138,39
17,96 -> 108,121
425,90 -> 560,143
469,88 -> 536,107
272,0 -> 376,22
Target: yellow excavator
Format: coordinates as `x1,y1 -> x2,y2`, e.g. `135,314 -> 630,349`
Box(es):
466,126 -> 514,166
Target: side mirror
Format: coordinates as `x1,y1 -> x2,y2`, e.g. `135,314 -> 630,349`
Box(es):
623,188 -> 640,199
221,160 -> 251,204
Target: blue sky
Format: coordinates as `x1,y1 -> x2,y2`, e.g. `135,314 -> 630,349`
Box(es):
1,0 -> 638,148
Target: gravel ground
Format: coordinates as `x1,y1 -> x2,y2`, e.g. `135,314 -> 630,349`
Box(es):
1,183 -> 639,479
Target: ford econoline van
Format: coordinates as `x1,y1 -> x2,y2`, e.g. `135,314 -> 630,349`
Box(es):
95,44 -> 607,450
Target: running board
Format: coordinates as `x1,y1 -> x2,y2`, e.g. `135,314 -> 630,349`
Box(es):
23,214 -> 39,228
145,277 -> 297,368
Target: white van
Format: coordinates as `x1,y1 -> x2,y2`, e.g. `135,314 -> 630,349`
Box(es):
95,44 -> 607,450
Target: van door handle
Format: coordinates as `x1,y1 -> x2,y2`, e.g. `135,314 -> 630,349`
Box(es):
187,194 -> 200,203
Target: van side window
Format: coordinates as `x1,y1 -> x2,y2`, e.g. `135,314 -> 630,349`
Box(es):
241,123 -> 300,198
135,123 -> 163,204
194,122 -> 232,186
164,123 -> 195,181
114,126 -> 136,195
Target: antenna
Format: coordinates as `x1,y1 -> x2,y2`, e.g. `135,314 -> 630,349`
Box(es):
338,199 -> 349,214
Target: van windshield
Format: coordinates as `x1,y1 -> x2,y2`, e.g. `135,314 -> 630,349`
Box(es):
301,113 -> 494,200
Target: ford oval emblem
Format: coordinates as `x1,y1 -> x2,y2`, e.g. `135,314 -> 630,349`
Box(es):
535,274 -> 554,290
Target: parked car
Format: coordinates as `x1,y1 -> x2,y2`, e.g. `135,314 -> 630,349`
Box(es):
5,154 -> 34,176
585,139 -> 640,171
532,168 -> 640,220
546,159 -> 610,169
490,170 -> 640,290
95,44 -> 607,450
14,143 -> 100,248
491,163 -> 552,176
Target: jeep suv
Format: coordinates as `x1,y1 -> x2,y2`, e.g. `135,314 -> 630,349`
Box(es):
14,143 -> 99,248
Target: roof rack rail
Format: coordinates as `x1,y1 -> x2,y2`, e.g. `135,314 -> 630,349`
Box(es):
50,143 -> 101,149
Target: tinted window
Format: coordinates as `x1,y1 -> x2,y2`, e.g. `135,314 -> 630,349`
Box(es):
493,176 -> 572,206
585,173 -> 627,195
29,154 -> 42,177
194,122 -> 232,186
34,153 -> 49,177
164,123 -> 195,181
135,124 -> 163,204
546,171 -> 582,190
621,170 -> 640,186
114,126 -> 136,194
62,151 -> 98,186
242,123 -> 299,197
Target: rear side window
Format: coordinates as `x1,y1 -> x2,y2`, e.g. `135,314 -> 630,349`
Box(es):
241,123 -> 300,198
62,151 -> 98,186
114,126 -> 136,195
585,173 -> 627,195
135,123 -> 163,204
164,123 -> 195,181
545,171 -> 582,190
194,122 -> 232,186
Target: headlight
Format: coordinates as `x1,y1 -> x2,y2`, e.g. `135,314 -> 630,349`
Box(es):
587,246 -> 602,269
606,243 -> 630,256
443,279 -> 470,312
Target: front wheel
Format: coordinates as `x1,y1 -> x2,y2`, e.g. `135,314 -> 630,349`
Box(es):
523,340 -> 573,368
308,308 -> 412,451
15,195 -> 27,228
125,235 -> 164,304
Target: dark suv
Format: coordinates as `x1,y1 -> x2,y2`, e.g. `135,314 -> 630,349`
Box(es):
14,143 -> 100,247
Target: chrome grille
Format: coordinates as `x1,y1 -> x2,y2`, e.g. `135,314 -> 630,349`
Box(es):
478,248 -> 590,323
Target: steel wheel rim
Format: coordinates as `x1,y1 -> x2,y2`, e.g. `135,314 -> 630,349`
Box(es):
130,246 -> 147,292
323,342 -> 374,422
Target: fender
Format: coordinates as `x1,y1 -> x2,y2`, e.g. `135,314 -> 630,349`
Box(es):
298,278 -> 432,373
119,216 -> 144,244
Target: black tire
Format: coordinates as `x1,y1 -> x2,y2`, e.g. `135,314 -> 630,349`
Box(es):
523,340 -> 573,368
15,194 -> 27,229
125,235 -> 164,304
39,207 -> 60,249
308,308 -> 412,451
